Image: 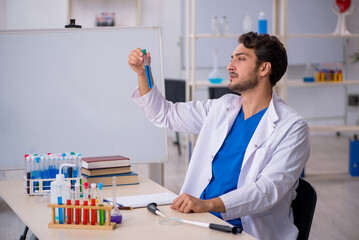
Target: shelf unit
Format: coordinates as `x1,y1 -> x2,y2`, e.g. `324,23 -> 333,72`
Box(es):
278,0 -> 359,132
185,0 -> 359,133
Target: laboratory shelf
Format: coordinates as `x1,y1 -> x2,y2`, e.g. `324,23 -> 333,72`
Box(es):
190,33 -> 359,40
285,33 -> 359,39
188,80 -> 230,87
189,34 -> 239,39
285,80 -> 359,88
309,125 -> 359,132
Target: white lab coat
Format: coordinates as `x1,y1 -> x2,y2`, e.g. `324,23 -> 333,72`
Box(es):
132,85 -> 310,240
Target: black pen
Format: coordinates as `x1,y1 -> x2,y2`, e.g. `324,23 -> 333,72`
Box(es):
104,199 -> 133,210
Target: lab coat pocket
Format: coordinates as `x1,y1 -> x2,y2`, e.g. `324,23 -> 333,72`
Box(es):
246,148 -> 271,181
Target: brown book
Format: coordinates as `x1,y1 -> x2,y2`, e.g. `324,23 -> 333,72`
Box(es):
83,172 -> 138,186
82,155 -> 130,169
81,166 -> 131,176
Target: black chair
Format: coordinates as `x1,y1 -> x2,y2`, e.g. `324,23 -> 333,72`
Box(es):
164,79 -> 186,155
208,87 -> 240,99
291,178 -> 317,240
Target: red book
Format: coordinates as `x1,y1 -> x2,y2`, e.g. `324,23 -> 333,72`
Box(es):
82,155 -> 130,169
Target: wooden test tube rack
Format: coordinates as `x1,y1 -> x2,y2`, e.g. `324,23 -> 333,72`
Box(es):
48,203 -> 116,230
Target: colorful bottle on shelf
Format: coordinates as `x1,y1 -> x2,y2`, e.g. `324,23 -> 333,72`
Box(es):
258,11 -> 267,34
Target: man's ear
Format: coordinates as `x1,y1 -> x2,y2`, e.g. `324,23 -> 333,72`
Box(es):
259,62 -> 271,77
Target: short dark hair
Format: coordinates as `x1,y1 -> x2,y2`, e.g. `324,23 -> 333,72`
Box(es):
238,32 -> 287,87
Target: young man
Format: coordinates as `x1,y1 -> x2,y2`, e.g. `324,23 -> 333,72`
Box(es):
128,32 -> 310,240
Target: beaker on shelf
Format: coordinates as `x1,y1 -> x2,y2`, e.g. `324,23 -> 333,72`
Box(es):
303,62 -> 315,82
208,49 -> 223,84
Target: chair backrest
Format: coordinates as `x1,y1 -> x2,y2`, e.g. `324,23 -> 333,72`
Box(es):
164,79 -> 186,103
208,87 -> 240,99
291,178 -> 317,240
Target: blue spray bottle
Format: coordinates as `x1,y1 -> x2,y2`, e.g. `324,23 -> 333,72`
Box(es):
258,11 -> 267,34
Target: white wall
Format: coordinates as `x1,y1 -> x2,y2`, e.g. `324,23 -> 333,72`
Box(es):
0,0 -> 183,80
69,0 -> 182,80
0,0 -> 68,29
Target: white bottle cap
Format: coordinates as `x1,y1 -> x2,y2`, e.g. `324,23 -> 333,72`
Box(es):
91,183 -> 96,189
56,172 -> 65,182
259,11 -> 266,19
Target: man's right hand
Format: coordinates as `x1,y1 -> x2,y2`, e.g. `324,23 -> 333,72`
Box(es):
128,48 -> 153,96
128,48 -> 151,76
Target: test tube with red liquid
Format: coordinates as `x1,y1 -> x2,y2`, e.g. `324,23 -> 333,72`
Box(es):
75,182 -> 80,224
66,182 -> 72,224
90,183 -> 97,225
83,182 -> 89,225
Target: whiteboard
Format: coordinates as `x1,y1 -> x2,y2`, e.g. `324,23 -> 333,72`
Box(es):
0,27 -> 167,170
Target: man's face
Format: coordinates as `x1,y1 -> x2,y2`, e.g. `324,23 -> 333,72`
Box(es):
227,44 -> 260,93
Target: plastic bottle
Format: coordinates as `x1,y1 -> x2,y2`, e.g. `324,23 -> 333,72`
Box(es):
258,11 -> 267,34
50,163 -> 76,219
315,65 -> 321,82
303,62 -> 315,82
211,16 -> 220,35
208,49 -> 223,84
243,14 -> 253,33
219,16 -> 229,35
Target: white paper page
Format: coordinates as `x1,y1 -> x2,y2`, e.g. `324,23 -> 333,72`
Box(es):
105,192 -> 178,208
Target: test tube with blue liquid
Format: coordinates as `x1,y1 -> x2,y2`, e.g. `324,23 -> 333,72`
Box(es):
34,156 -> 40,192
30,156 -> 35,193
48,153 -> 55,178
62,153 -> 68,178
57,184 -> 64,224
142,49 -> 152,89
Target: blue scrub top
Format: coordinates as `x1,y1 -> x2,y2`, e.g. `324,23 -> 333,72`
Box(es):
200,107 -> 267,228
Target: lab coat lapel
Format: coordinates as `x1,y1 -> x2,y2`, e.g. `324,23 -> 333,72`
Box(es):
225,97 -> 242,134
241,93 -> 279,168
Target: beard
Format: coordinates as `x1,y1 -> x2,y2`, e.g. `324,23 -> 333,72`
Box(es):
228,67 -> 259,93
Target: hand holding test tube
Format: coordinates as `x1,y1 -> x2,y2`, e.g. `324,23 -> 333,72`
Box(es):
128,48 -> 153,95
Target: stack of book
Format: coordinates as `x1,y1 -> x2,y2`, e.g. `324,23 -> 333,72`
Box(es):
81,155 -> 138,186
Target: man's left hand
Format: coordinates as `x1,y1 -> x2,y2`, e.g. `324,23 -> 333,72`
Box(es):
170,193 -> 226,213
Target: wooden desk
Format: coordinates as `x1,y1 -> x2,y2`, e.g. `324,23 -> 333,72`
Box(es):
0,176 -> 256,240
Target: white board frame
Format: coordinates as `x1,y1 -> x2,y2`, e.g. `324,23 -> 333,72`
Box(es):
0,27 -> 167,170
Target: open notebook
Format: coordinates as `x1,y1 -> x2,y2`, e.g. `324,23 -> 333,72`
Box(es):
105,192 -> 178,208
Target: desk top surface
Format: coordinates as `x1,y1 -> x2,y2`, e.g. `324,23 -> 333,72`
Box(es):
0,176 -> 256,240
